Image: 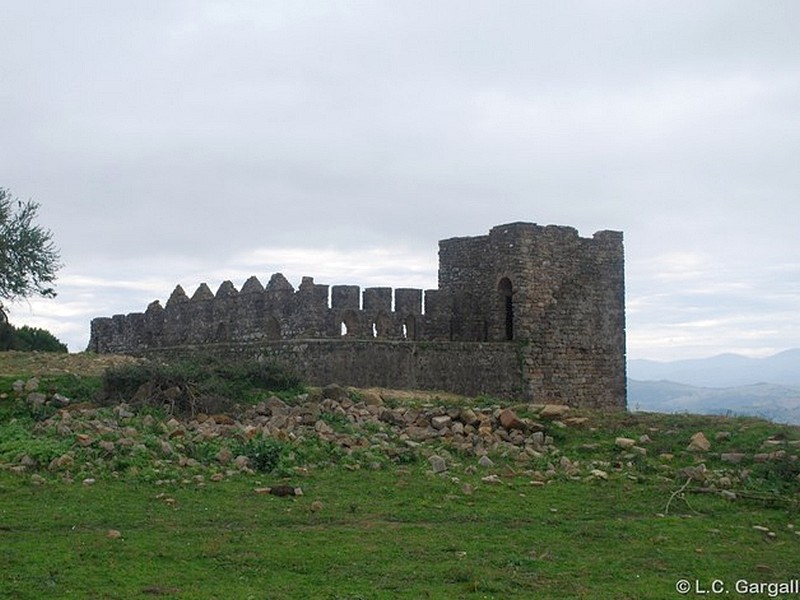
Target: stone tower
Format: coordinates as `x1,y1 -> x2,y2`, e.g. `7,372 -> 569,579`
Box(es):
438,222 -> 626,405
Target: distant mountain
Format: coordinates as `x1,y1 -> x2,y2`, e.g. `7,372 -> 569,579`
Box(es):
628,379 -> 800,425
628,348 -> 800,388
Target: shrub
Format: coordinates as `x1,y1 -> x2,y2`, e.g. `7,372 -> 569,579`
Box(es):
230,437 -> 287,473
99,354 -> 301,416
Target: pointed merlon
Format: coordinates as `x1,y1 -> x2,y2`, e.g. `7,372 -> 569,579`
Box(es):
215,280 -> 239,298
165,285 -> 189,308
266,273 -> 294,292
145,300 -> 164,314
241,276 -> 265,294
191,283 -> 215,301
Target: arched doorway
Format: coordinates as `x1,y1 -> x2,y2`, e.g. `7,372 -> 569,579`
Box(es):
498,277 -> 513,341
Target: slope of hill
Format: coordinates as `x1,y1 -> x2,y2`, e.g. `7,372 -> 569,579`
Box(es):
629,379 -> 800,424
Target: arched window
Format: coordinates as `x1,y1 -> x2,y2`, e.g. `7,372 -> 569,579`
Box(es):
402,315 -> 417,340
498,277 -> 513,341
373,312 -> 392,338
340,310 -> 359,337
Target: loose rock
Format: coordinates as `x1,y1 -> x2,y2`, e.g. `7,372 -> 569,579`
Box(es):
615,437 -> 636,450
687,432 -> 711,452
539,404 -> 570,419
428,455 -> 448,474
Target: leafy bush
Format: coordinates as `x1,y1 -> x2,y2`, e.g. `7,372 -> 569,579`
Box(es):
230,437 -> 287,473
747,455 -> 800,494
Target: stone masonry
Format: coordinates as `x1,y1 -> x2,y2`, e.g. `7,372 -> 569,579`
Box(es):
88,222 -> 626,407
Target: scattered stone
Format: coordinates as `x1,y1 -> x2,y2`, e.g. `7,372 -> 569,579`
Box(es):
590,469 -> 608,480
211,414 -> 235,426
431,415 -> 452,430
499,408 -> 524,430
210,472 -> 225,482
30,474 -> 46,485
481,474 -> 502,484
215,448 -> 233,465
264,396 -> 288,415
24,378 -> 40,392
752,525 -> 771,533
27,392 -> 47,407
721,452 -> 746,464
314,420 -> 334,435
107,529 -> 122,539
361,390 -> 383,407
51,393 -> 71,407
50,453 -> 74,470
720,490 -> 737,501
681,464 -> 709,482
638,434 -> 652,444
322,383 -> 349,402
687,432 -> 711,452
406,426 -> 438,441
310,500 -> 324,512
539,404 -> 570,419
478,455 -> 495,468
82,478 -> 96,486
428,455 -> 448,474
564,417 -> 588,427
75,434 -> 93,447
459,408 -> 479,426
715,431 -> 731,441
615,437 -> 636,450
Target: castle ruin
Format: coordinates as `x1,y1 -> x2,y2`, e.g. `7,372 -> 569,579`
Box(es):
88,222 -> 626,408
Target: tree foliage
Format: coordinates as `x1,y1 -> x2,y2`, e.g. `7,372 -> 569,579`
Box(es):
0,188 -> 61,311
0,322 -> 68,352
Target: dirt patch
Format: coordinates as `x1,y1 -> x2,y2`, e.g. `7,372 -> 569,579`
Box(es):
0,351 -> 141,377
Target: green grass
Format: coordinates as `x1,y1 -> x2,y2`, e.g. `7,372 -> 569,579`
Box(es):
1,352 -> 799,598
1,467 -> 798,599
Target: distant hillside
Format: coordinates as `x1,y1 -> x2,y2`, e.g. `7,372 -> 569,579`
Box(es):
629,379 -> 800,425
628,348 -> 800,388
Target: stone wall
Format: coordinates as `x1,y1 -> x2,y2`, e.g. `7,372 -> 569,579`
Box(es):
147,340 -> 525,400
88,222 -> 626,408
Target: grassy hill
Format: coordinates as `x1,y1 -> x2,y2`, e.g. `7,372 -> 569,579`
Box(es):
2,352 -> 799,599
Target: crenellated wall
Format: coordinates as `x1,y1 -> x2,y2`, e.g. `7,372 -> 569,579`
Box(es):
88,222 -> 627,408
88,272 -> 450,353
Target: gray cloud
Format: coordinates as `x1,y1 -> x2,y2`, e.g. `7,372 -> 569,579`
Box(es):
2,1 -> 799,358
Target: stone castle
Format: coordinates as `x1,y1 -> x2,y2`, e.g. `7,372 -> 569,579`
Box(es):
88,222 -> 626,408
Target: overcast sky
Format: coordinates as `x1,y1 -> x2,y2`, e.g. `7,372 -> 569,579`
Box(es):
2,1 -> 799,360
